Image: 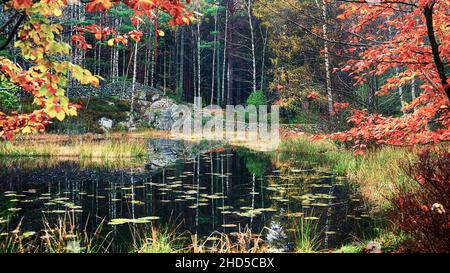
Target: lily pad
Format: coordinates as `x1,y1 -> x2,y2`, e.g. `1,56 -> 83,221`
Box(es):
221,224 -> 237,228
304,216 -> 319,220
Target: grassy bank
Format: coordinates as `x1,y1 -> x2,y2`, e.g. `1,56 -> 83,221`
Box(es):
0,130 -> 167,159
277,136 -> 420,209
0,139 -> 147,158
277,136 -> 450,252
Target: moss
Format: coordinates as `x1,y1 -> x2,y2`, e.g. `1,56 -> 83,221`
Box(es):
47,96 -> 131,134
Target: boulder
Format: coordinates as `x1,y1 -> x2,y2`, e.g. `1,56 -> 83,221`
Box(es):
151,94 -> 160,101
150,98 -> 173,109
364,241 -> 382,253
98,117 -> 114,131
140,97 -> 191,131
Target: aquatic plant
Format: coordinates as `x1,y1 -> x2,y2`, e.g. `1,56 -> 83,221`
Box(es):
293,214 -> 321,253
189,227 -> 266,253
0,212 -> 110,253
132,224 -> 179,253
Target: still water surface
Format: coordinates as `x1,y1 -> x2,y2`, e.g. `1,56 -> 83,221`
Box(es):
0,139 -> 370,252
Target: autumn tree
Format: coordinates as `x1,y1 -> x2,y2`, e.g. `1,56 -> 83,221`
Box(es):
253,0 -> 331,119
326,0 -> 449,153
0,0 -> 191,139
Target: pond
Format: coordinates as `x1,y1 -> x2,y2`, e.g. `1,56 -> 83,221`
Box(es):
0,139 -> 371,252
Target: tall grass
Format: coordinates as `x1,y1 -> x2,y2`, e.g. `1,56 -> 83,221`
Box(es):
0,213 -> 110,253
131,224 -> 180,253
277,136 -> 422,208
2,218 -> 267,253
278,136 -> 445,252
345,146 -> 417,208
189,227 -> 266,253
127,223 -> 266,253
0,139 -> 147,158
293,215 -> 321,253
334,221 -> 411,253
0,129 -> 169,158
277,137 -> 357,175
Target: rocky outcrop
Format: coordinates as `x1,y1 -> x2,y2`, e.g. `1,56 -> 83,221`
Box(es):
135,93 -> 193,131
73,81 -> 192,131
70,81 -> 163,100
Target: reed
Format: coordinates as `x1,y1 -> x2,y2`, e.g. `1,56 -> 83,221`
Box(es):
0,138 -> 148,158
293,215 -> 321,253
131,224 -> 180,253
189,227 -> 266,253
0,213 -> 110,253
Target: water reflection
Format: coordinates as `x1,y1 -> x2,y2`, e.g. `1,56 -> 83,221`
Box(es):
0,140 -> 370,252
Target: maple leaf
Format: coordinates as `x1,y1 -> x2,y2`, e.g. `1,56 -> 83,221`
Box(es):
11,0 -> 33,10
86,0 -> 115,12
129,30 -> 143,42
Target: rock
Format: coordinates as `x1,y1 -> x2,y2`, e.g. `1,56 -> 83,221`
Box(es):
140,97 -> 191,131
364,241 -> 382,253
136,99 -> 149,110
135,90 -> 147,101
150,98 -> 173,109
151,94 -> 160,101
98,117 -> 114,131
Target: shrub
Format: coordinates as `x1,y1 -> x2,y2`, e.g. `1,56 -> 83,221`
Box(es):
391,148 -> 450,252
246,90 -> 267,107
0,90 -> 19,110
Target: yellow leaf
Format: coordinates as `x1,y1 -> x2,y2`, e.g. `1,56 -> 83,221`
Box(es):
54,9 -> 62,17
66,108 -> 78,116
22,126 -> 32,134
90,76 -> 100,87
56,110 -> 65,121
46,107 -> 57,118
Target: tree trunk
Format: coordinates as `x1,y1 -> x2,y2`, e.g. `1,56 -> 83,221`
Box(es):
193,28 -> 197,100
227,57 -> 233,105
130,23 -> 139,128
112,16 -> 119,83
197,21 -> 201,98
424,5 -> 450,100
179,28 -> 184,98
163,49 -> 167,94
151,14 -> 159,87
247,0 -> 257,94
260,27 -> 268,91
321,0 -> 333,116
211,9 -> 218,105
221,5 -> 229,105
